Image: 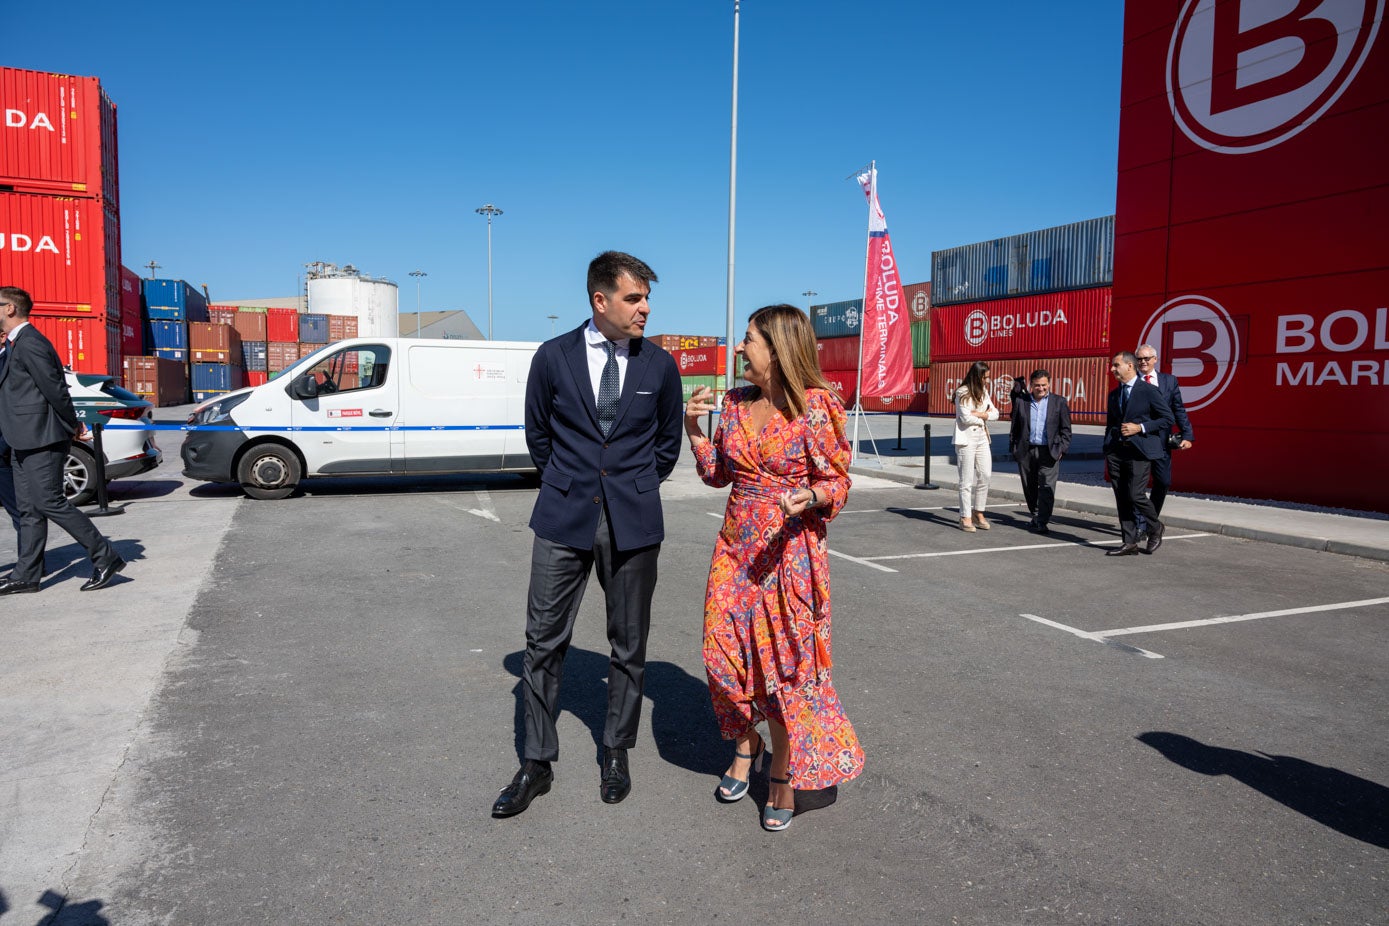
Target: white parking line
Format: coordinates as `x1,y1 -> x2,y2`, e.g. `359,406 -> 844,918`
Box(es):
704,512 -> 898,572
1020,613 -> 1164,659
867,533 -> 1213,560
1100,596 -> 1389,637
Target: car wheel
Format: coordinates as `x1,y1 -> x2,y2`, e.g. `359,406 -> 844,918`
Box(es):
65,444 -> 98,506
237,445 -> 302,500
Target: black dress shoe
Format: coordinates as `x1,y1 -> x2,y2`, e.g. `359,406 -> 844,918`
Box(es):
1144,521 -> 1165,554
0,577 -> 40,594
80,558 -> 126,592
492,760 -> 553,818
600,747 -> 631,804
1106,544 -> 1141,556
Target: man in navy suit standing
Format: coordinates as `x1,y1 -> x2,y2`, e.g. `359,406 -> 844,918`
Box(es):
1134,344 -> 1193,536
492,252 -> 683,817
1008,368 -> 1072,534
1102,351 -> 1174,557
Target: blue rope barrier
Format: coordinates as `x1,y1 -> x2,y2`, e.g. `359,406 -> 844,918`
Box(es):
100,423 -> 526,433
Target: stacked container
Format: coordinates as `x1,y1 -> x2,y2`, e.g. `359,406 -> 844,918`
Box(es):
811,284 -> 932,414
123,356 -> 188,407
141,277 -> 209,402
2,67 -> 123,375
929,218 -> 1114,418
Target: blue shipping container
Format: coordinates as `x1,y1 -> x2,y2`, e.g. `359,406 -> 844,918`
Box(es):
192,363 -> 243,393
141,279 -> 210,321
152,347 -> 187,363
241,340 -> 268,372
299,313 -> 329,343
147,319 -> 188,350
810,299 -> 863,338
930,215 -> 1114,307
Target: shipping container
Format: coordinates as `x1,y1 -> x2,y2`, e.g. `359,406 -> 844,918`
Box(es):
146,318 -> 187,352
928,287 -> 1112,363
298,312 -> 329,343
810,299 -> 863,339
233,309 -> 268,342
911,319 -> 930,367
119,264 -> 142,357
927,357 -> 1110,421
669,345 -> 725,376
648,333 -> 720,351
816,336 -> 860,372
31,314 -> 119,375
189,322 -> 242,364
0,67 -> 120,207
903,281 -> 931,322
123,355 -> 188,406
298,341 -> 321,359
679,374 -> 725,403
152,347 -> 187,363
240,340 -> 268,372
327,314 -> 360,341
208,308 -> 236,326
931,216 -> 1114,307
192,362 -> 244,396
820,369 -> 857,408
1,192 -> 119,317
245,370 -> 269,388
267,307 -> 299,342
141,279 -> 208,321
267,341 -> 298,371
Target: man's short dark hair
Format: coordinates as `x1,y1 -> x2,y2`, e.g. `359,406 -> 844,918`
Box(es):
0,286 -> 33,317
1115,350 -> 1137,367
587,251 -> 657,304
1030,368 -> 1051,383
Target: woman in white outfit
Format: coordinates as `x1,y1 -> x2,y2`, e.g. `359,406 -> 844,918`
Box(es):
953,361 -> 998,532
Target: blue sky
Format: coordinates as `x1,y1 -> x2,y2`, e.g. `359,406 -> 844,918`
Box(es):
9,1 -> 1123,343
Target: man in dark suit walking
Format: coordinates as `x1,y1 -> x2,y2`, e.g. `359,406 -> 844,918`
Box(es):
0,287 -> 125,593
1134,344 -> 1193,534
492,252 -> 683,817
1103,351 -> 1174,557
1008,368 -> 1072,534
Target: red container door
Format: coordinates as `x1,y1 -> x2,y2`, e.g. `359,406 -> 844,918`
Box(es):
30,315 -> 115,374
1,193 -> 118,317
267,307 -> 299,342
0,67 -> 119,207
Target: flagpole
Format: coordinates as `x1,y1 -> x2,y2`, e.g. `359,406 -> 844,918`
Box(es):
724,0 -> 741,396
851,160 -> 875,464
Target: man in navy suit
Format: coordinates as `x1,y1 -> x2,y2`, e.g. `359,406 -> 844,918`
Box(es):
1102,351 -> 1174,557
1008,368 -> 1072,534
1134,344 -> 1193,534
492,252 -> 683,817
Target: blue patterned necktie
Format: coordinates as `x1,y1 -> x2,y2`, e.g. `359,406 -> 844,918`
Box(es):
597,340 -> 619,437
1121,382 -> 1131,414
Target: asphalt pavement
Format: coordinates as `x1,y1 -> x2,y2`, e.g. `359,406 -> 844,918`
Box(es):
0,422 -> 1385,925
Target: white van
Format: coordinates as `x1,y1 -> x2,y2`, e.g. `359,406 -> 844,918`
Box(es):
180,337 -> 539,499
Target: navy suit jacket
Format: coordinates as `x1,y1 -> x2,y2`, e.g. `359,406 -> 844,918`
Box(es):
1104,378 -> 1174,462
1147,370 -> 1194,446
525,324 -> 683,551
0,324 -> 81,451
1008,380 -> 1073,461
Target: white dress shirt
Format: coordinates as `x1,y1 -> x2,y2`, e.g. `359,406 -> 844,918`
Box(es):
584,319 -> 630,398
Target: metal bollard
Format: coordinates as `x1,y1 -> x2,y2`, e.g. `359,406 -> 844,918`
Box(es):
87,420 -> 126,517
915,422 -> 940,490
895,413 -> 904,450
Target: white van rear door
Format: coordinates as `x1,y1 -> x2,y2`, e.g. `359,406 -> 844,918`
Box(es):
289,342 -> 401,475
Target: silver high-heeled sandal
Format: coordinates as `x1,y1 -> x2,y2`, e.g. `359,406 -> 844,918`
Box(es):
716,731 -> 764,803
762,775 -> 795,831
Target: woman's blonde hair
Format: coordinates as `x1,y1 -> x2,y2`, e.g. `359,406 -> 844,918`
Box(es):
748,303 -> 830,419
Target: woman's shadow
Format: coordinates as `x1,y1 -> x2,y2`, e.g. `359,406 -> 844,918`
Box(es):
503,648 -> 726,774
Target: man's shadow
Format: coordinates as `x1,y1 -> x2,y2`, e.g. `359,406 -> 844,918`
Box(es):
1138,732 -> 1389,849
503,648 -> 726,774
36,538 -> 145,589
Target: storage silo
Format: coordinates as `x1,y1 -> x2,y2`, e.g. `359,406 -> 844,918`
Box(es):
305,263 -> 399,337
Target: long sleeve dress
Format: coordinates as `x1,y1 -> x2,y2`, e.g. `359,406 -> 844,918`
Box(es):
692,386 -> 865,790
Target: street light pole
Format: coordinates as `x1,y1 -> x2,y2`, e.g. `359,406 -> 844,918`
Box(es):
802,289 -> 817,310
724,0 -> 740,389
409,269 -> 426,337
475,203 -> 503,340
547,313 -> 558,337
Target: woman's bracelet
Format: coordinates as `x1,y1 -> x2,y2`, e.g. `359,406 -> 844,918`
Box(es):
808,488 -> 819,507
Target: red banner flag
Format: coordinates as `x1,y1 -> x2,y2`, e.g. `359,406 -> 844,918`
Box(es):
857,167 -> 914,397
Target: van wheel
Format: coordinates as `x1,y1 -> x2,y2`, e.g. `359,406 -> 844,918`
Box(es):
64,444 -> 98,506
238,446 -> 301,500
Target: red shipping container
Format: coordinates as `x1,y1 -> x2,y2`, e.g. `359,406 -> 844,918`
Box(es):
328,315 -> 350,341
816,336 -> 860,372
299,342 -> 323,359
903,280 -> 931,323
342,316 -> 357,338
863,366 -> 930,413
820,370 -> 857,409
669,345 -> 725,376
233,310 -> 268,342
1113,0 -> 1389,511
0,67 -> 120,208
267,307 -> 299,342
928,357 -> 1110,421
1,192 -> 120,317
123,355 -> 188,406
30,314 -> 119,375
245,370 -> 269,387
119,264 -> 142,357
929,287 -> 1112,363
189,322 -> 243,364
267,341 -> 298,371
208,308 -> 236,326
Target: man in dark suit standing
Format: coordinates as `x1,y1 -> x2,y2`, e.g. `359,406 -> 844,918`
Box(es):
1103,351 -> 1174,557
1008,368 -> 1072,534
0,287 -> 125,593
1134,344 -> 1193,535
492,252 -> 683,817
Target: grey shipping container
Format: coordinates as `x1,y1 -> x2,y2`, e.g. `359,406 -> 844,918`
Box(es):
930,215 -> 1114,307
810,299 -> 863,338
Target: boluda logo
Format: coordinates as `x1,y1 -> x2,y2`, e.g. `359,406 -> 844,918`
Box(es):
910,289 -> 930,321
4,109 -> 56,131
1167,0 -> 1384,154
962,305 -> 1070,347
1139,295 -> 1242,410
0,233 -> 60,254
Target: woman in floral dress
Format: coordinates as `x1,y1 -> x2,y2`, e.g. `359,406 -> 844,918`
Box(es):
684,304 -> 865,832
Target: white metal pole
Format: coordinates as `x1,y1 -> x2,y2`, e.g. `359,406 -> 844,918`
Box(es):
724,0 -> 740,393
851,160 -> 875,462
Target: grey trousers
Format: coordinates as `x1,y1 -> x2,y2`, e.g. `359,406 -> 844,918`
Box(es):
11,442 -> 119,584
521,507 -> 660,762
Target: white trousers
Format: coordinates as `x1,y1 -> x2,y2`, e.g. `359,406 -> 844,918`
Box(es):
955,438 -> 992,519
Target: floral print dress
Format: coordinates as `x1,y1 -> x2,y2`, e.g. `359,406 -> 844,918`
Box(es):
692,386 -> 865,789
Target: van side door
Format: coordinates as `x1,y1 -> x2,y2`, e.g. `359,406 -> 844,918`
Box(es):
288,343 -> 401,475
